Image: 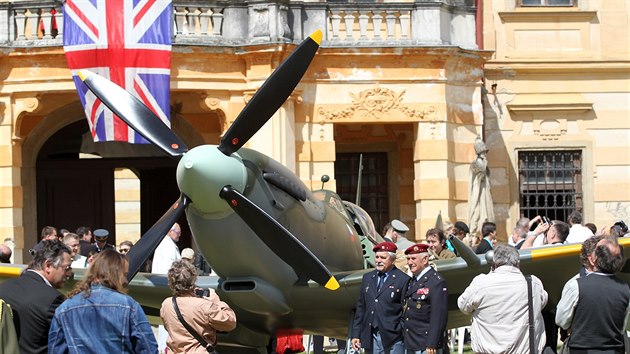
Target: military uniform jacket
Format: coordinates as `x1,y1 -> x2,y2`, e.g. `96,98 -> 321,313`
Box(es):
351,267 -> 410,349
403,267 -> 448,351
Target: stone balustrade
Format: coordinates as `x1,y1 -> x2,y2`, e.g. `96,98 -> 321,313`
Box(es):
0,0 -> 477,49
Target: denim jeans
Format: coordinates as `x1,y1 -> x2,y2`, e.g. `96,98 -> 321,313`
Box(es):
370,330 -> 404,354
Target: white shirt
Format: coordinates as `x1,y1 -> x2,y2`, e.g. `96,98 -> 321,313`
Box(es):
530,233 -> 545,247
565,224 -> 594,244
71,254 -> 87,269
458,266 -> 548,354
151,236 -> 181,275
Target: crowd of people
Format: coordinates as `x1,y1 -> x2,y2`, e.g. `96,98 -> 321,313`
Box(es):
0,212 -> 628,354
350,214 -> 629,354
0,224 -> 235,354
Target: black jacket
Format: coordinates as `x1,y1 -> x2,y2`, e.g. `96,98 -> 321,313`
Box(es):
403,267 -> 448,351
0,270 -> 65,354
351,267 -> 410,349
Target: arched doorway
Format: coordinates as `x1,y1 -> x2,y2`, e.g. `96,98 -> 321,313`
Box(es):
34,119 -> 194,255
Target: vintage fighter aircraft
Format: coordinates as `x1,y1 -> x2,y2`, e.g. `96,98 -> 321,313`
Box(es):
1,30 -> 630,353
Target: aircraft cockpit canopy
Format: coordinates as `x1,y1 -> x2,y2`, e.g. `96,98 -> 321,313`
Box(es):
342,201 -> 381,244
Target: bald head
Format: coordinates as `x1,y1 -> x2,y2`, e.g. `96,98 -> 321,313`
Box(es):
594,238 -> 625,274
0,244 -> 12,263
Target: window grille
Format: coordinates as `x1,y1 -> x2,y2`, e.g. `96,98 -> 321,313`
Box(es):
518,150 -> 582,222
335,152 -> 389,232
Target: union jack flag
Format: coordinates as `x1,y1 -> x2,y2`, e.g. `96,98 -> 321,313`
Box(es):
63,0 -> 172,143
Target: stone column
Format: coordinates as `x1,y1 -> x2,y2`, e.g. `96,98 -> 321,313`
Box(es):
296,120 -> 336,191
413,120 -> 458,239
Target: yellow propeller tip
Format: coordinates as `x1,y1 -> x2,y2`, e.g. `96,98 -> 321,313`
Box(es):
77,69 -> 91,82
324,276 -> 340,291
309,30 -> 323,45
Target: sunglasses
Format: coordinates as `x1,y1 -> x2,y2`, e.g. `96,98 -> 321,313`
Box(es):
119,248 -> 130,253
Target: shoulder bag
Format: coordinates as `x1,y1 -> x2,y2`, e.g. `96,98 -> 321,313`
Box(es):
172,296 -> 217,354
525,274 -> 536,354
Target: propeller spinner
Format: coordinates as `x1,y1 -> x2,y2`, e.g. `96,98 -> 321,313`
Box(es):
80,30 -> 338,289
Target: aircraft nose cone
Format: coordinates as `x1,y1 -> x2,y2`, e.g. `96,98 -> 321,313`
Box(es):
176,145 -> 247,217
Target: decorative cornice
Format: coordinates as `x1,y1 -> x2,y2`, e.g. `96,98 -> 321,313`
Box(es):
508,103 -> 592,114
317,85 -> 436,121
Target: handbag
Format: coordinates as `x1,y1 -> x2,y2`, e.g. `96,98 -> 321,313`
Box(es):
172,296 -> 217,354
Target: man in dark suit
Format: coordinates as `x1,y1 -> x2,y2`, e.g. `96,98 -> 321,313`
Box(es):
76,226 -> 97,257
351,241 -> 410,354
403,243 -> 448,354
0,240 -> 72,354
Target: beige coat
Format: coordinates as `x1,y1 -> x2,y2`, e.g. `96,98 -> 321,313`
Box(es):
457,266 -> 548,354
160,291 -> 236,354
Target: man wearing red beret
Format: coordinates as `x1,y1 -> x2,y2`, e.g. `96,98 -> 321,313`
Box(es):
402,243 -> 449,354
351,241 -> 410,354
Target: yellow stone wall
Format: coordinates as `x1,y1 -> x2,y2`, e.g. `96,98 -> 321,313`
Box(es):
483,0 -> 630,240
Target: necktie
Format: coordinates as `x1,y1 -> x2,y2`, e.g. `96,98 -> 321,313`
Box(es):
377,273 -> 386,291
409,276 -> 418,290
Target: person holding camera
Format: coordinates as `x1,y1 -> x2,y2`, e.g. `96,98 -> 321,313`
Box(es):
160,260 -> 236,353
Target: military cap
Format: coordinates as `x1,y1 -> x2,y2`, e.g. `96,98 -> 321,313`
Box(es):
93,229 -> 109,241
391,219 -> 409,233
373,241 -> 397,253
405,243 -> 429,255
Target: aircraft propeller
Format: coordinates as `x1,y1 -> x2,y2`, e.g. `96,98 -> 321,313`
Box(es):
219,185 -> 339,290
79,30 -> 337,289
126,195 -> 190,281
77,70 -> 189,159
217,30 -> 322,156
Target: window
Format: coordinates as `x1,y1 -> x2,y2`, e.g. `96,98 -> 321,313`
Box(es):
335,152 -> 389,232
518,150 -> 582,222
520,0 -> 575,6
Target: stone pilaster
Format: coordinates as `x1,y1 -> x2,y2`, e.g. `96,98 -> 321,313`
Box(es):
0,95 -> 27,262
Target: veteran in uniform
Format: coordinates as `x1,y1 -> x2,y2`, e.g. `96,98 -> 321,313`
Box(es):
403,243 -> 448,354
351,241 -> 410,354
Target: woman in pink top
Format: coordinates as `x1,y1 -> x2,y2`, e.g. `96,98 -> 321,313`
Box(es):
160,260 -> 236,353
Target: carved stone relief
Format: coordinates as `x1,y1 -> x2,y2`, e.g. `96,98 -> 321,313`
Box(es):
317,85 -> 436,122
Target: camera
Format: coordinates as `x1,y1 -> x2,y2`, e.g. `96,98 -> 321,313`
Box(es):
542,216 -> 551,225
613,221 -> 628,233
195,288 -> 210,297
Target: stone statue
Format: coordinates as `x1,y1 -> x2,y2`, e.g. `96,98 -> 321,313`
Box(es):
468,136 -> 495,236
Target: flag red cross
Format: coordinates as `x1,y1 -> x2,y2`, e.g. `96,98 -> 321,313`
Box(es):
64,0 -> 171,143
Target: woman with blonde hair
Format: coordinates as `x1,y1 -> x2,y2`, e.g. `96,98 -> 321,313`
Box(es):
160,259 -> 236,353
48,249 -> 158,353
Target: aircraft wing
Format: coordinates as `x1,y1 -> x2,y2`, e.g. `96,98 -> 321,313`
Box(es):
2,237 -> 629,349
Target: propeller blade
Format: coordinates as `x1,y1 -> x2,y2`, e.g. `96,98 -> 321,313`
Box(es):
78,70 -> 188,158
218,30 -> 322,156
219,185 -> 339,290
126,195 -> 189,281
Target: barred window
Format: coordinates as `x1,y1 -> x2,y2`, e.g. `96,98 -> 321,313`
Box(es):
520,0 -> 575,6
518,150 -> 583,222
